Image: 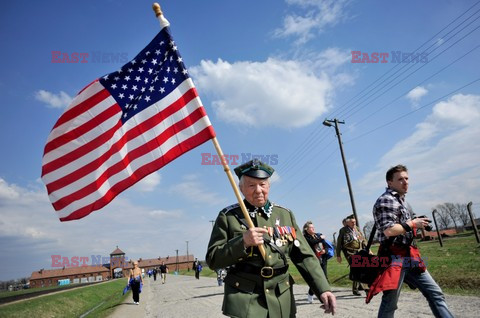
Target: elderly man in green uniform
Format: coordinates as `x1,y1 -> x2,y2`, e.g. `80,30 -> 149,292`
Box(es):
336,214 -> 368,296
206,159 -> 336,318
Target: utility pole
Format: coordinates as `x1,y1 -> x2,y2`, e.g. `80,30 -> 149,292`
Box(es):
323,118 -> 360,230
186,241 -> 190,271
209,220 -> 215,227
175,249 -> 179,273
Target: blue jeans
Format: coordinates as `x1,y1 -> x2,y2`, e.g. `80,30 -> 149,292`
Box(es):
378,268 -> 453,318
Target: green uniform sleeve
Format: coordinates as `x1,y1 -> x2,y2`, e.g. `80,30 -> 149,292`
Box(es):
336,227 -> 344,257
206,211 -> 249,270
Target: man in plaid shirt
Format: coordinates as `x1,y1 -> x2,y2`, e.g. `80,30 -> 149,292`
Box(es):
370,164 -> 453,318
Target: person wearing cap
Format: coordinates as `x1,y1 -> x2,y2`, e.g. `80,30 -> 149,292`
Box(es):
206,159 -> 336,317
335,214 -> 369,296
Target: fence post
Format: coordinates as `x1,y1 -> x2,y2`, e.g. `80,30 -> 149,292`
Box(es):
467,202 -> 480,243
432,209 -> 443,247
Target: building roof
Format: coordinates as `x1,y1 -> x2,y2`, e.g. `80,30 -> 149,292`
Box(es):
30,265 -> 109,280
29,249 -> 194,280
110,246 -> 125,255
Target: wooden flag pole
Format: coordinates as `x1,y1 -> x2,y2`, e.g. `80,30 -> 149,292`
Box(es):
151,3 -> 266,260
152,3 -> 162,17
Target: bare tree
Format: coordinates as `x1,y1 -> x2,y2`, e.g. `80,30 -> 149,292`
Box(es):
435,204 -> 452,229
444,203 -> 460,230
455,203 -> 470,226
362,220 -> 375,239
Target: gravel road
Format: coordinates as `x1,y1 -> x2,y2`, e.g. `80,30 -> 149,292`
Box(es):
108,274 -> 479,318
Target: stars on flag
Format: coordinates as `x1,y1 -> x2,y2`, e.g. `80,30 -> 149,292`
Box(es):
99,33 -> 189,123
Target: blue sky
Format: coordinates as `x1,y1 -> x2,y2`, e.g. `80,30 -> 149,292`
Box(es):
1,0 -> 479,281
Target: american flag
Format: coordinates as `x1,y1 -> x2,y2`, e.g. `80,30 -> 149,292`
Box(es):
42,21 -> 216,221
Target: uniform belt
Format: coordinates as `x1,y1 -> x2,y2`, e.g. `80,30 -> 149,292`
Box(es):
232,263 -> 289,279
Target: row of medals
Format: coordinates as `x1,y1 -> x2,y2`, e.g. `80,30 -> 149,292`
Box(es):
267,226 -> 300,247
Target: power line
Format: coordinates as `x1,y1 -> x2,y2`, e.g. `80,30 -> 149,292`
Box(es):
278,3 -> 480,193
279,3 -> 480,180
279,145 -> 337,199
345,77 -> 480,143
354,43 -> 480,127
334,2 -> 480,120
341,14 -> 480,121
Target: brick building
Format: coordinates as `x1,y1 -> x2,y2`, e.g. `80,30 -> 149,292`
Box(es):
29,247 -> 195,288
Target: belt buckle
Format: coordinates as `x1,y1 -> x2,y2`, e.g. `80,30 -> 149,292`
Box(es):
261,266 -> 274,278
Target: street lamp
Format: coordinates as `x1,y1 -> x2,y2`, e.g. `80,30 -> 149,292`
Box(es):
323,118 -> 360,230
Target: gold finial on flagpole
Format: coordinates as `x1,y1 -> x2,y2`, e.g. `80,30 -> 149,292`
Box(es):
152,3 -> 163,17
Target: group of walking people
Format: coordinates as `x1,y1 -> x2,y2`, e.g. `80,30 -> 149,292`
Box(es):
124,160 -> 453,317
205,160 -> 453,317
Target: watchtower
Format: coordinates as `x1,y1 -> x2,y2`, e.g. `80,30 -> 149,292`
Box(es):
110,246 -> 126,279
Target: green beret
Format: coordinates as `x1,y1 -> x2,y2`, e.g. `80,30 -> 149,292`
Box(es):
346,214 -> 355,220
234,159 -> 274,179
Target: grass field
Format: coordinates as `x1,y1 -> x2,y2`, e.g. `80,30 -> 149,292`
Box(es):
0,284 -> 74,300
0,278 -> 128,318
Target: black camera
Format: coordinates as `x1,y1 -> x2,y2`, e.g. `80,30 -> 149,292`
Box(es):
413,215 -> 433,231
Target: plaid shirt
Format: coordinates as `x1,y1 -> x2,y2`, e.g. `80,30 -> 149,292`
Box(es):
373,187 -> 414,245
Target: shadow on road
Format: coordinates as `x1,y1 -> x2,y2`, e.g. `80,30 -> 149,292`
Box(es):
192,292 -> 225,299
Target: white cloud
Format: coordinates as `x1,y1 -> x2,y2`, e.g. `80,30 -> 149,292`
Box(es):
169,175 -> 226,206
191,58 -> 333,128
149,208 -> 182,219
132,172 -> 161,192
275,0 -> 351,44
357,93 -> 480,212
431,94 -> 480,126
406,86 -> 428,106
35,90 -> 72,109
0,178 -> 21,200
311,47 -> 352,71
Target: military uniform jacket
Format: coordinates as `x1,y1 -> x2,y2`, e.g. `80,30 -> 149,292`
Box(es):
335,225 -> 366,262
206,200 -> 330,318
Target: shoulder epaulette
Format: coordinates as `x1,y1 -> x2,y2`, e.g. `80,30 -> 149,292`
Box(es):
221,203 -> 240,214
272,202 -> 292,213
